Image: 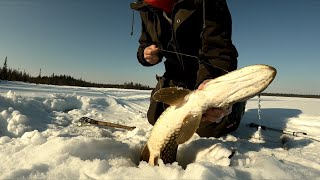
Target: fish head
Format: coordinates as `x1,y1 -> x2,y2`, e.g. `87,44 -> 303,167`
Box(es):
202,64 -> 277,107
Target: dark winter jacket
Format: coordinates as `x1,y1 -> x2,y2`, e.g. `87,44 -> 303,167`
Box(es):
131,0 -> 238,90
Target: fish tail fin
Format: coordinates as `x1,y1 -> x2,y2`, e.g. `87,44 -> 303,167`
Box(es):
140,144 -> 159,166
140,144 -> 150,162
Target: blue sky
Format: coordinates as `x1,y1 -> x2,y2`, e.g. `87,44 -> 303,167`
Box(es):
0,0 -> 319,95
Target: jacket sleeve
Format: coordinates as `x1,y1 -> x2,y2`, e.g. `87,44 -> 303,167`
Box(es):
136,12 -> 163,67
196,0 -> 238,86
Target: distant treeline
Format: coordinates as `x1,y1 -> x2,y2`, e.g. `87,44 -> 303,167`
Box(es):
1,57 -> 320,97
0,57 -> 152,90
261,93 -> 320,99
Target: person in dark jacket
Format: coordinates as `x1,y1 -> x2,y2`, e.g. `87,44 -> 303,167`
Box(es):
130,0 -> 246,138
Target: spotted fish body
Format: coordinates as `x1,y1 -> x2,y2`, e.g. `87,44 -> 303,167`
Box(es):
141,64 -> 277,166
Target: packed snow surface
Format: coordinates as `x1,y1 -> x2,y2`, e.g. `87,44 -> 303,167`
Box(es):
0,81 -> 319,179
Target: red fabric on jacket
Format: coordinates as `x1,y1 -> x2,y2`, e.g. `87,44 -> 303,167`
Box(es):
144,0 -> 175,13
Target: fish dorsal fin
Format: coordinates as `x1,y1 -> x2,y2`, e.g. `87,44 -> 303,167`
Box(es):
176,113 -> 202,144
160,142 -> 178,164
153,87 -> 191,106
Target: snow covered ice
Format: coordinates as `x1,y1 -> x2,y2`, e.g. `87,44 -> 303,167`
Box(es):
0,81 -> 320,179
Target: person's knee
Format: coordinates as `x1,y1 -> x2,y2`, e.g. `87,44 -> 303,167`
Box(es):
147,101 -> 166,125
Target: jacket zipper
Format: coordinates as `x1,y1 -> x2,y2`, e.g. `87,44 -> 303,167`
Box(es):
170,2 -> 185,71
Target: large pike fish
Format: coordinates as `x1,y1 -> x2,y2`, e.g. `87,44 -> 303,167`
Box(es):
141,64 -> 277,166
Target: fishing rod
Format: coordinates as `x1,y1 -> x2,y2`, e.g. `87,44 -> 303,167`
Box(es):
247,123 -> 320,142
77,117 -> 136,131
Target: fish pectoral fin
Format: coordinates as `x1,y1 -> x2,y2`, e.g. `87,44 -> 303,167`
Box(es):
176,113 -> 202,144
153,87 -> 191,106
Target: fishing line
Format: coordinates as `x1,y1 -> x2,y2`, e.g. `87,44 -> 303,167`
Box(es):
256,94 -> 263,137
159,48 -> 199,59
257,94 -> 262,122
158,48 -> 230,73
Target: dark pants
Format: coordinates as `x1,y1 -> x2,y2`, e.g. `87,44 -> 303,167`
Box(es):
147,76 -> 246,138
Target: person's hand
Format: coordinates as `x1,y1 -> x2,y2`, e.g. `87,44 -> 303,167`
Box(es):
144,45 -> 160,64
202,106 -> 232,123
198,80 -> 232,123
